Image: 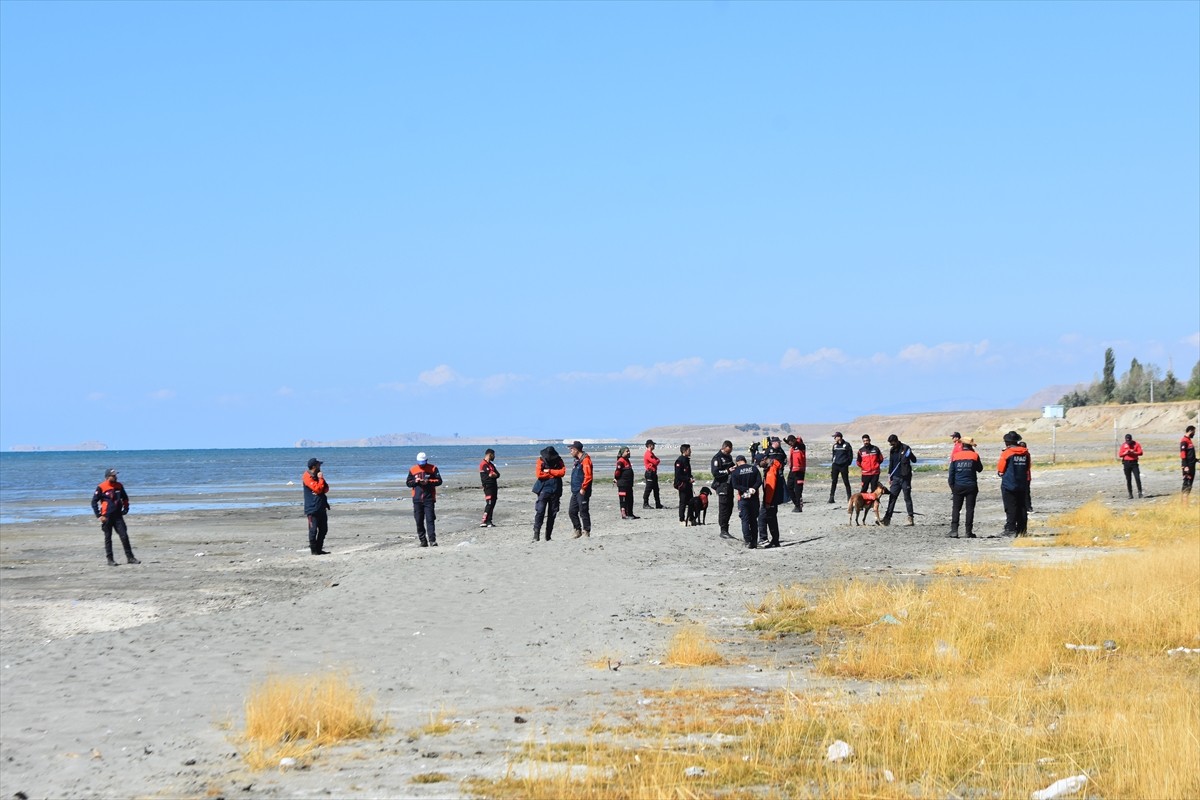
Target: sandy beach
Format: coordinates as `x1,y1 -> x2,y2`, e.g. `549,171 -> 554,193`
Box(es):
0,435 -> 1189,799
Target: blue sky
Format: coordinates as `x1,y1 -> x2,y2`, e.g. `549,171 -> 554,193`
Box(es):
2,0 -> 1197,449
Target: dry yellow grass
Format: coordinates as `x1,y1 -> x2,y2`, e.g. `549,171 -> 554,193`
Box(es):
471,499 -> 1200,799
408,708 -> 454,738
1017,496 -> 1200,548
930,560 -> 1014,578
239,672 -> 387,770
664,624 -> 726,666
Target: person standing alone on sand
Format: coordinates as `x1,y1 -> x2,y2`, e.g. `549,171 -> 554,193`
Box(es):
674,444 -> 695,526
1118,434 -> 1144,499
614,446 -> 638,520
642,440 -> 664,509
711,441 -> 736,539
857,434 -> 883,494
568,441 -> 593,537
829,432 -> 853,503
302,458 -> 331,555
947,437 -> 983,538
479,449 -> 500,527
406,453 -> 443,547
1181,425 -> 1196,501
91,468 -> 139,566
533,446 -> 566,542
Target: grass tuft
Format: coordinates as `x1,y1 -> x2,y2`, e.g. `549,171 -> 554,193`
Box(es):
239,672 -> 388,770
664,624 -> 726,666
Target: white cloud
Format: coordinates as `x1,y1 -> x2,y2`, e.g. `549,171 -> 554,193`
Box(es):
149,389 -> 175,401
559,357 -> 706,384
1184,332 -> 1200,349
893,340 -> 990,365
418,364 -> 461,387
479,373 -> 526,393
713,358 -> 753,372
780,347 -> 848,369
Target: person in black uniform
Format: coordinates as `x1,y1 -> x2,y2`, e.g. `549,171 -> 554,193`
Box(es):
710,440 -> 735,539
674,444 -> 694,526
829,432 -> 854,503
730,455 -> 763,548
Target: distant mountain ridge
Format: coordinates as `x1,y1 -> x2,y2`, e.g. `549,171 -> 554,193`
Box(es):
294,432 -> 544,448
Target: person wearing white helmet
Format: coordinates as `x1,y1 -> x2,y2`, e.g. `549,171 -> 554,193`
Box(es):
406,452 -> 443,546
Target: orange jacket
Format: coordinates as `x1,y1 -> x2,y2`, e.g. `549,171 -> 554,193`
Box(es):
763,458 -> 785,506
406,463 -> 443,501
91,478 -> 129,517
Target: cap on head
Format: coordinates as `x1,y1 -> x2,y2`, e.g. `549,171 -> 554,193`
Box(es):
306,458 -> 322,469
962,437 -> 977,448
416,452 -> 428,464
951,432 -> 961,440
104,468 -> 118,478
1003,432 -> 1019,446
570,440 -> 584,452
833,431 -> 843,438
645,439 -> 655,447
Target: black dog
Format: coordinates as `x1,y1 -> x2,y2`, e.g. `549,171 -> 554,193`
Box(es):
687,486 -> 712,526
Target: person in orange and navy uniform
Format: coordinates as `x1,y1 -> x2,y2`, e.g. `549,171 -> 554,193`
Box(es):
642,440 -> 664,509
857,434 -> 883,494
759,447 -> 785,548
479,449 -> 500,527
91,468 -> 139,566
1118,434 -> 1144,499
947,438 -> 983,538
568,441 -> 594,537
303,457 -> 331,555
997,432 -> 1031,536
406,452 -> 443,546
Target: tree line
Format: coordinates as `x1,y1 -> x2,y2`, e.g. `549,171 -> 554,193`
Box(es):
1060,348 -> 1200,408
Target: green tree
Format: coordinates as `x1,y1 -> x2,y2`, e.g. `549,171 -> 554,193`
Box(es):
1161,370 -> 1181,401
1187,361 -> 1200,400
1101,348 -> 1116,402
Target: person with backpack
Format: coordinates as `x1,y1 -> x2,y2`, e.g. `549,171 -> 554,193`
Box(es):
880,434 -> 917,527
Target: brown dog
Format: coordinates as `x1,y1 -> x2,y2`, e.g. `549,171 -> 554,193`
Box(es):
848,485 -> 891,526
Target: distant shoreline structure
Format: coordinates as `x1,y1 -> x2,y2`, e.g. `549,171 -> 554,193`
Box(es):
8,441 -> 108,452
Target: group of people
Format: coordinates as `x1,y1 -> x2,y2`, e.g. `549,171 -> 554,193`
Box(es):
81,425 -> 1199,564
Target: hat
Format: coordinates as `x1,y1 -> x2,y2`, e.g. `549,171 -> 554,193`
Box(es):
833,431 -> 843,438
735,454 -> 747,463
306,458 -> 322,469
416,452 -> 427,464
769,436 -> 782,445
645,439 -> 655,447
951,432 -> 961,439
962,437 -> 977,448
104,468 -> 118,478
570,440 -> 584,451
